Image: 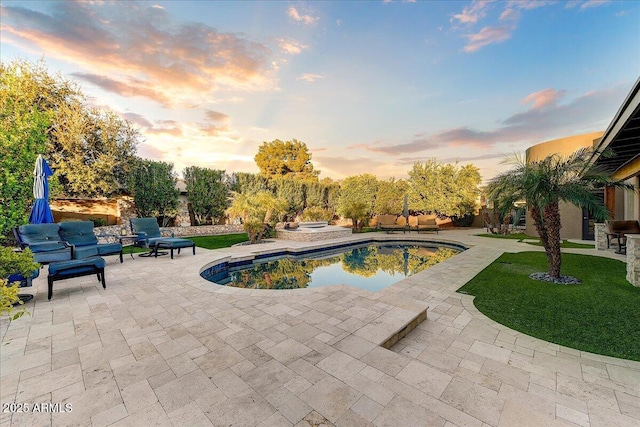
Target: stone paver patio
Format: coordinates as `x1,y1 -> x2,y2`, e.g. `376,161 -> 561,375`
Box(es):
1,229 -> 639,427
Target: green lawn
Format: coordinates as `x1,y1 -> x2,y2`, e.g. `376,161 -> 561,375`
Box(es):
477,233 -> 594,249
186,233 -> 249,249
126,233 -> 249,253
458,252 -> 640,361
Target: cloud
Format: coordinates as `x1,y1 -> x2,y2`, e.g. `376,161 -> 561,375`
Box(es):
451,0 -> 494,25
463,25 -> 513,52
1,2 -> 273,107
297,73 -> 325,83
71,73 -> 173,107
145,120 -> 184,137
453,1 -> 556,53
277,38 -> 308,54
522,88 -> 567,109
287,6 -> 318,25
122,112 -> 153,128
350,83 -> 629,155
566,0 -> 611,9
204,110 -> 229,122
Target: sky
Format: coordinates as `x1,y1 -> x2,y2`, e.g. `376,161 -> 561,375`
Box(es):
1,0 -> 639,182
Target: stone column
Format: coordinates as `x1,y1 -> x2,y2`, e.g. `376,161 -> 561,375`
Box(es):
594,223 -> 607,251
626,234 -> 640,287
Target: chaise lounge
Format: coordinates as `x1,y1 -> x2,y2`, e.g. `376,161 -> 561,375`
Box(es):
59,221 -> 123,262
416,215 -> 439,234
14,224 -> 74,264
130,217 -> 196,259
376,215 -> 408,233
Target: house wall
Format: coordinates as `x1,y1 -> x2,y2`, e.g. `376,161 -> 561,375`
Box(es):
524,131 -> 604,240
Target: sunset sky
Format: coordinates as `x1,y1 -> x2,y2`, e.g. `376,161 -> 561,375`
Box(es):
1,0 -> 638,182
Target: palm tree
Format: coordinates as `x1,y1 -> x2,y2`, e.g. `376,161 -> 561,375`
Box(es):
487,147 -> 626,279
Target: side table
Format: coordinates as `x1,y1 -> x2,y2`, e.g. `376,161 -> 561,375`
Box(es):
118,235 -> 139,260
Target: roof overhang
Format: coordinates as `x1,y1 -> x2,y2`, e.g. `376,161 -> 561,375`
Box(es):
591,77 -> 640,181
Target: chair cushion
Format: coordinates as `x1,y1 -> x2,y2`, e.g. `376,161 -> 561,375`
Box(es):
28,241 -> 68,252
155,238 -> 194,249
73,245 -> 99,259
96,243 -> 122,256
33,249 -> 73,264
18,224 -> 61,245
130,218 -> 162,239
59,221 -> 99,246
49,257 -> 106,276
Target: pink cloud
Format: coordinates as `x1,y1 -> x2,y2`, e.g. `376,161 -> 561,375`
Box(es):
350,83 -> 628,156
288,6 -> 318,25
463,25 -> 513,52
297,73 -> 324,83
522,88 -> 567,110
277,38 -> 308,55
204,110 -> 229,122
1,2 -> 273,106
451,0 -> 494,25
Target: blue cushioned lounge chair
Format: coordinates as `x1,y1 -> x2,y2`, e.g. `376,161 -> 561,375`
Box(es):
129,217 -> 195,258
14,224 -> 73,264
59,221 -> 123,263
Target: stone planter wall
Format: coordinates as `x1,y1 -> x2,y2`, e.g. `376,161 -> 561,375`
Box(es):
626,234 -> 640,287
94,224 -> 244,243
594,223 -> 607,250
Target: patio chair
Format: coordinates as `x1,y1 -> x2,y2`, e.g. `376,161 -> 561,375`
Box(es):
14,224 -> 73,264
416,215 -> 439,234
376,215 -> 407,233
59,221 -> 123,262
129,217 -> 195,258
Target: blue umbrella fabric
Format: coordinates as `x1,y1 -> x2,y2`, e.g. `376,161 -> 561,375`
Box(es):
28,154 -> 55,224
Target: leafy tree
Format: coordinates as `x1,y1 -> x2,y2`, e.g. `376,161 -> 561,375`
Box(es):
0,61 -> 52,241
336,174 -> 378,231
183,166 -> 228,225
229,172 -> 269,194
128,159 -> 179,226
254,139 -> 319,180
226,191 -> 288,243
486,149 -> 626,279
271,177 -> 306,220
1,59 -> 140,203
51,106 -> 139,197
375,178 -> 408,215
407,160 -> 481,218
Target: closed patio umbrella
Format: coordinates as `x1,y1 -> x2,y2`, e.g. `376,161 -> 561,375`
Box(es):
403,194 -> 409,219
28,154 -> 55,224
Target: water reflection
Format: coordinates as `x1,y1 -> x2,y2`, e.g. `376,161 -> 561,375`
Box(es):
227,245 -> 458,290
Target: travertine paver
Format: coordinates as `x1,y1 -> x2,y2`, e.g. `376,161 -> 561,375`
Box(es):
1,229 -> 638,427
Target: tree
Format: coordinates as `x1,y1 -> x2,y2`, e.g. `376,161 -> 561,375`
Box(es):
486,148 -> 625,279
407,160 -> 481,218
375,178 -> 408,215
254,139 -> 319,180
0,59 -> 140,204
51,107 -> 139,197
183,166 -> 229,225
229,172 -> 270,194
336,174 -> 378,232
128,159 -> 179,226
271,177 -> 306,220
226,191 -> 288,243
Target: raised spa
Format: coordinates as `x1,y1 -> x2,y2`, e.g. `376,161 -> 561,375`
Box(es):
201,240 -> 464,292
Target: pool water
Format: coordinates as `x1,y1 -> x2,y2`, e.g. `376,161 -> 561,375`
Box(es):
203,243 -> 460,292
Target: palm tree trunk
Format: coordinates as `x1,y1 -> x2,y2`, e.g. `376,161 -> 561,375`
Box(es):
542,202 -> 563,278
531,205 -> 561,278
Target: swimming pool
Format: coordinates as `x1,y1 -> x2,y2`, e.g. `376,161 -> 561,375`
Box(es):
200,240 -> 463,292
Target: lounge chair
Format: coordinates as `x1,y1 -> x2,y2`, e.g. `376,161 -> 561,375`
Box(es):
59,221 -> 123,262
14,224 -> 73,264
376,215 -> 407,233
416,215 -> 439,234
129,217 -> 195,258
